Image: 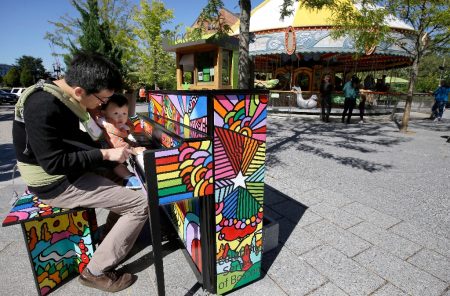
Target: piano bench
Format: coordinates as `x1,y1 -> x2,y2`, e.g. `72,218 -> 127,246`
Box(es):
2,192 -> 98,296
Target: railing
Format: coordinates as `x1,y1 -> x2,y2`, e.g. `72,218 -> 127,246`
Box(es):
268,90 -> 435,114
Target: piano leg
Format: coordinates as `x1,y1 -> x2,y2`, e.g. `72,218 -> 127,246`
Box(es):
148,200 -> 165,296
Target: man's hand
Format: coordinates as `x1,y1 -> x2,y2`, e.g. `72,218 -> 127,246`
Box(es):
131,146 -> 146,155
101,147 -> 133,163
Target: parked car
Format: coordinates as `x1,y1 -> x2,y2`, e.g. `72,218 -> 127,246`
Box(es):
0,89 -> 19,104
10,87 -> 27,98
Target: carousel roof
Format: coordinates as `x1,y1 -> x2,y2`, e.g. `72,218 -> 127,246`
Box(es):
231,0 -> 414,33
229,0 -> 415,59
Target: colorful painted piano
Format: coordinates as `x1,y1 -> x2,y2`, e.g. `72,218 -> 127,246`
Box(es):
130,90 -> 268,295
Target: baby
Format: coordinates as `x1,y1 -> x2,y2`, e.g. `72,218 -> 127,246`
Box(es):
96,94 -> 146,189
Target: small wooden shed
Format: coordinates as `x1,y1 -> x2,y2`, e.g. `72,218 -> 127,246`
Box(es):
165,36 -> 239,90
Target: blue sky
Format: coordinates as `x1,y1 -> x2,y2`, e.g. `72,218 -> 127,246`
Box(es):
0,0 -> 264,73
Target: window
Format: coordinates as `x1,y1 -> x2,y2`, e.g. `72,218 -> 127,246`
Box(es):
183,71 -> 194,84
221,50 -> 232,85
180,54 -> 194,85
196,51 -> 215,82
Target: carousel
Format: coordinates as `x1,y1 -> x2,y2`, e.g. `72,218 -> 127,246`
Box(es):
230,0 -> 415,92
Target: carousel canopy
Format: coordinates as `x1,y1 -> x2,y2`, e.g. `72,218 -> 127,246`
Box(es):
231,0 -> 414,33
230,0 -> 415,59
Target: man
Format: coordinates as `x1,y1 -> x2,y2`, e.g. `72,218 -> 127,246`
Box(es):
341,75 -> 360,124
431,79 -> 449,122
12,52 -> 148,292
319,74 -> 333,122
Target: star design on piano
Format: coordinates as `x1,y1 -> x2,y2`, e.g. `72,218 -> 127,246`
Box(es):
231,170 -> 248,190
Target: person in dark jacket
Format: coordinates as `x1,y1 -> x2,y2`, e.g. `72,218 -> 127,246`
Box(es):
431,80 -> 450,122
320,74 -> 334,122
341,75 -> 360,124
12,52 -> 147,293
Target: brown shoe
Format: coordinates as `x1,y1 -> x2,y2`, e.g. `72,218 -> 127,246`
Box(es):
79,268 -> 137,292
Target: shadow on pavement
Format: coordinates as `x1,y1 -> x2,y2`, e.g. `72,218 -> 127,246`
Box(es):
262,184 -> 307,273
0,144 -> 19,182
266,117 -> 409,172
0,105 -> 14,122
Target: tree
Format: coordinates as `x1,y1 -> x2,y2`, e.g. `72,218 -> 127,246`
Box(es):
69,0 -> 124,73
415,53 -> 450,92
20,69 -> 34,87
194,0 -> 232,37
133,0 -> 176,89
45,0 -> 137,81
238,0 -> 251,89
16,56 -> 47,84
3,67 -> 20,87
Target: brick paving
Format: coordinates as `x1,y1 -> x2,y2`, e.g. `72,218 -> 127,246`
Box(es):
1,104 -> 449,295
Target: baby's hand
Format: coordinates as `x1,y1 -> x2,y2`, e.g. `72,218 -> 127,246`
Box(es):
132,146 -> 146,155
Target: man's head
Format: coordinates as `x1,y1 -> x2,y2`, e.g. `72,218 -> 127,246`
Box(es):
102,94 -> 129,126
65,51 -> 123,109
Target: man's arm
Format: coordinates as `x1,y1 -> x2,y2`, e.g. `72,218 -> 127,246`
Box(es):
24,95 -> 121,175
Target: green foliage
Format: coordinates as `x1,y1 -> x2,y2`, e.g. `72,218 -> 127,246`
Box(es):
14,56 -> 47,85
70,0 -> 124,73
3,67 -> 21,87
193,0 -> 231,38
20,68 -> 34,86
16,56 -> 46,77
45,0 -> 138,87
3,55 -> 48,87
280,0 -> 333,19
415,53 -> 450,92
133,0 -> 176,89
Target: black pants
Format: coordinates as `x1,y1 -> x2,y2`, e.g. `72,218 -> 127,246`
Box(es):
359,96 -> 366,120
321,96 -> 332,122
342,98 -> 356,123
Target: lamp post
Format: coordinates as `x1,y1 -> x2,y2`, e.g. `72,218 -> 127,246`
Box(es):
52,63 -> 62,79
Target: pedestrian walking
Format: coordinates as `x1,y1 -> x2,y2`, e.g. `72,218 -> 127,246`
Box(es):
431,80 -> 449,122
320,74 -> 334,122
341,75 -> 360,124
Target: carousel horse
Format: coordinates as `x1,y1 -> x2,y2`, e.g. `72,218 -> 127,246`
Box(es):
292,86 -> 318,109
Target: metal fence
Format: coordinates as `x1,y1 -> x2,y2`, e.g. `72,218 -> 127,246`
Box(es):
268,90 -> 435,114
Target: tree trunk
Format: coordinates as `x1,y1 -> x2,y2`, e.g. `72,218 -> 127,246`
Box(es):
238,0 -> 251,89
152,46 -> 158,89
400,57 -> 419,132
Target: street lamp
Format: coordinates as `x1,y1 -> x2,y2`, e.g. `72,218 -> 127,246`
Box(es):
52,63 -> 62,79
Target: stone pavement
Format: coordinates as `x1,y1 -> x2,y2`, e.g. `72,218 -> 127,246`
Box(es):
0,103 -> 449,296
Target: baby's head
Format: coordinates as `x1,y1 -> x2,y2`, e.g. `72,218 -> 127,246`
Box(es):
102,94 -> 129,125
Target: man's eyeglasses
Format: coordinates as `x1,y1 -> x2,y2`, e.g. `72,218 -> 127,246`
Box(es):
92,93 -> 110,104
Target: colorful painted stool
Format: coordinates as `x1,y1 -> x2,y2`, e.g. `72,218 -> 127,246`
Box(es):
2,192 -> 97,296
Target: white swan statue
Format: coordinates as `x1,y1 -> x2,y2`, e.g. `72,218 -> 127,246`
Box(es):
292,86 -> 318,109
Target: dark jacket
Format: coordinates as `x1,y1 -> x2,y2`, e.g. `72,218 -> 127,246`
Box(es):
12,87 -> 116,198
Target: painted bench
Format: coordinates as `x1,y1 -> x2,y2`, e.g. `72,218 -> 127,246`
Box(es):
2,192 -> 97,296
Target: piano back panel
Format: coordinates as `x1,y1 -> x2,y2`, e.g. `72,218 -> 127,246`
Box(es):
213,92 -> 268,295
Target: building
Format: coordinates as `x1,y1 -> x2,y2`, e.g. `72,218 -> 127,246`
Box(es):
230,0 -> 415,91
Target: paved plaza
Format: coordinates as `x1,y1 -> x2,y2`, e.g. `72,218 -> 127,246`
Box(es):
0,103 -> 449,296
